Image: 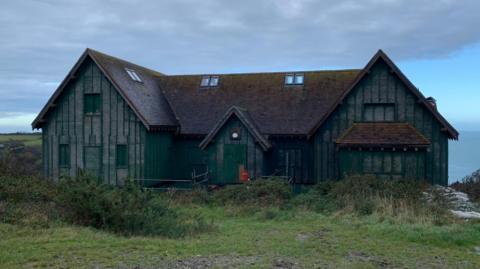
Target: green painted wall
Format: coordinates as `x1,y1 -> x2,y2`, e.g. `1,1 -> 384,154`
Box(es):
313,59 -> 449,185
42,57 -> 146,184
266,138 -> 314,184
171,138 -> 208,181
144,132 -> 173,180
203,115 -> 265,184
338,149 -> 426,180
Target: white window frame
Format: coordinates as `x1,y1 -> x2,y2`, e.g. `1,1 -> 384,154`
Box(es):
125,68 -> 143,83
285,73 -> 304,85
200,75 -> 220,87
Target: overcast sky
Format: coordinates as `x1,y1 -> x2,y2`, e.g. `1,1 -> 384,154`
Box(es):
1,0 -> 479,132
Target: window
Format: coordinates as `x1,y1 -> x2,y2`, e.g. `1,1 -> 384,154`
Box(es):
294,73 -> 304,84
59,144 -> 70,168
116,144 -> 128,168
84,93 -> 101,114
363,103 -> 395,122
209,76 -> 219,86
230,129 -> 241,140
285,73 -> 304,85
285,74 -> 294,84
201,76 -> 210,87
125,68 -> 143,83
200,75 -> 220,87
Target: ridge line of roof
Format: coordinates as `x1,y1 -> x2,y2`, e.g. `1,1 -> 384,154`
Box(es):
86,48 -> 166,77
163,69 -> 362,77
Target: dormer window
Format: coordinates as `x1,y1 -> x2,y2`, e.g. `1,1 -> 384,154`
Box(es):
125,68 -> 142,83
200,75 -> 220,87
285,73 -> 304,85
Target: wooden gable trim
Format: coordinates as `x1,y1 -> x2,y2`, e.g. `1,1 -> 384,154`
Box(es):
87,49 -> 152,130
32,50 -> 89,129
32,49 -> 153,131
199,106 -> 272,151
307,50 -> 459,140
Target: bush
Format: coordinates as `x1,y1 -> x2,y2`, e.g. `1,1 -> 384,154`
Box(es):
0,175 -> 56,203
294,175 -> 451,224
0,145 -> 42,178
0,175 -> 213,237
212,178 -> 292,207
451,169 -> 480,202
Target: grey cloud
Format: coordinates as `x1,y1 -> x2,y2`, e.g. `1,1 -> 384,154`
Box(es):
0,0 -> 479,130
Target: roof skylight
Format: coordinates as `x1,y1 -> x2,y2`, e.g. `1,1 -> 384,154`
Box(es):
200,75 -> 220,87
125,68 -> 143,83
285,73 -> 304,85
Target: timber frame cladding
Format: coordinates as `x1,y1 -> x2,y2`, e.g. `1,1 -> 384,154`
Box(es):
41,58 -> 145,183
33,49 -> 458,186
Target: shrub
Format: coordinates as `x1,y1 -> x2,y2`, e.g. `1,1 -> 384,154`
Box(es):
55,175 -> 212,237
0,145 -> 42,178
212,178 -> 292,207
451,169 -> 480,202
0,175 -> 56,203
294,175 -> 451,224
0,175 -> 213,237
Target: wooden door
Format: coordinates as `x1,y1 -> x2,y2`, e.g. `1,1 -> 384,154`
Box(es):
222,144 -> 246,184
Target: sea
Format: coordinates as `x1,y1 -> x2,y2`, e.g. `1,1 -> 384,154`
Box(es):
449,131 -> 480,184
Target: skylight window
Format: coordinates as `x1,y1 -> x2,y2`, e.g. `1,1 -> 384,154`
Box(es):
285,73 -> 304,85
285,74 -> 294,84
294,73 -> 304,84
200,75 -> 220,87
125,68 -> 142,83
209,76 -> 219,86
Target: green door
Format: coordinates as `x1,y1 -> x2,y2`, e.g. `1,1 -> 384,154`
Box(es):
222,144 -> 246,184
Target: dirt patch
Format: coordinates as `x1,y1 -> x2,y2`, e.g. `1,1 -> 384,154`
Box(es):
171,255 -> 258,269
296,228 -> 330,242
346,251 -> 400,269
170,255 -> 304,269
272,258 -> 303,269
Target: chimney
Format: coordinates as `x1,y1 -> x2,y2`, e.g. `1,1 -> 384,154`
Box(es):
426,97 -> 437,110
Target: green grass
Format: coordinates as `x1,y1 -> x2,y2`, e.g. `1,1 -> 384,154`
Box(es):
0,134 -> 41,147
1,205 -> 479,268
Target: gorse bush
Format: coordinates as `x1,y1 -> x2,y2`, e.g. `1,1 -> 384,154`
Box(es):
0,174 -> 213,237
0,145 -> 42,178
451,169 -> 480,202
293,175 -> 452,224
212,178 -> 292,207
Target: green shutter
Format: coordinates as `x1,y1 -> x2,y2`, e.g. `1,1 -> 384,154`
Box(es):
116,144 -> 127,168
59,144 -> 70,168
84,94 -> 101,114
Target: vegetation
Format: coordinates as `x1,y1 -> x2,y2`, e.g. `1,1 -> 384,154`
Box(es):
0,133 -> 41,147
451,169 -> 480,202
0,175 -> 213,238
1,136 -> 479,268
1,198 -> 480,268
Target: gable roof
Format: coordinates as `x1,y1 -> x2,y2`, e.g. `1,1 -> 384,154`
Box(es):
199,106 -> 271,151
307,50 -> 459,140
33,49 -> 458,141
32,49 -> 178,130
336,122 -> 430,148
158,69 -> 360,135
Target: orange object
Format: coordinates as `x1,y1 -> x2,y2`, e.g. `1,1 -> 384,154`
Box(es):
240,168 -> 249,183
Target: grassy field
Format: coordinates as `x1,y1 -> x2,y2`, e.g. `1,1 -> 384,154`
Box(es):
1,205 -> 479,269
0,134 -> 41,147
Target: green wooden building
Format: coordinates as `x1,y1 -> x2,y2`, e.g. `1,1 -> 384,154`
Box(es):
32,49 -> 458,186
